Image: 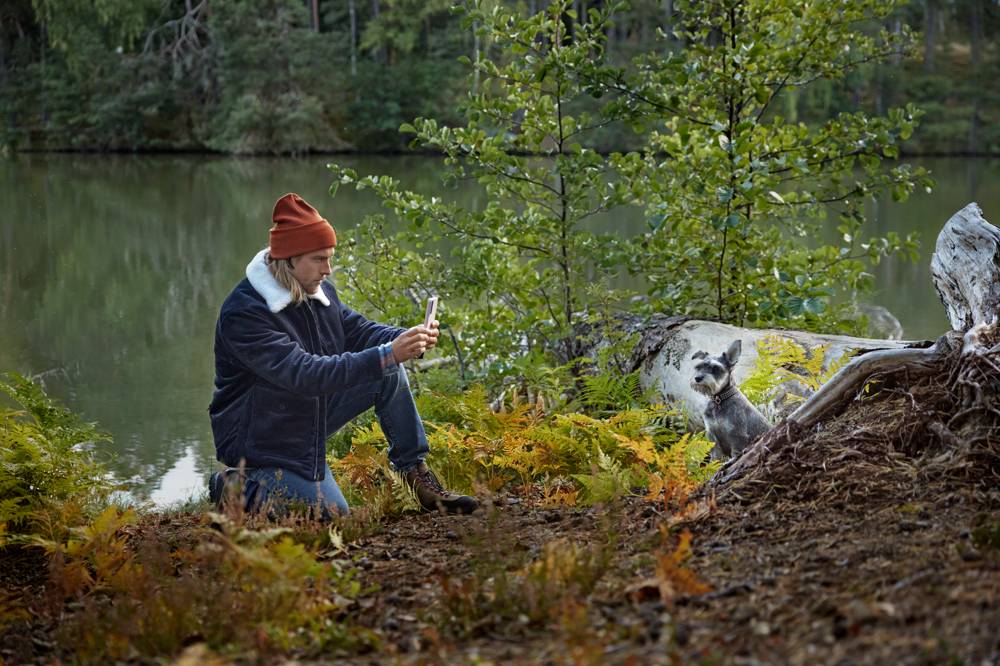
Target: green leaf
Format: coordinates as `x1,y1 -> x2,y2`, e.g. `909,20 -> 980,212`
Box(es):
804,297 -> 826,314
648,213 -> 668,231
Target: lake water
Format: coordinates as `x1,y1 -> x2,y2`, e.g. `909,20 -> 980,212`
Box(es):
1,154 -> 997,505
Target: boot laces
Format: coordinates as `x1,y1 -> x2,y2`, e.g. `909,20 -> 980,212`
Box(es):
417,468 -> 447,497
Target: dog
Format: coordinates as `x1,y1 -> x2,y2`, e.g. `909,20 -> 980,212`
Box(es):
690,340 -> 771,458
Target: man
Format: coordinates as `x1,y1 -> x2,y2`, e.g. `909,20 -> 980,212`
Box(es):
207,192 -> 478,516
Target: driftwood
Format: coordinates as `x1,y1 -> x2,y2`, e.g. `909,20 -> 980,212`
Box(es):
930,202 -> 1000,331
783,337 -> 948,429
804,202 -> 1000,422
616,317 -> 914,428
706,202 -> 1000,487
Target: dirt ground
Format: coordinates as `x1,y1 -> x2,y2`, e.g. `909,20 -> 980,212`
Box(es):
4,385 -> 1000,666
334,370 -> 1000,665
2,476 -> 999,665
332,481 -> 1000,665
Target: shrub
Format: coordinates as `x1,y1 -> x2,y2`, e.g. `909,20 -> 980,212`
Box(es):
329,384 -> 717,507
616,0 -> 929,332
0,373 -> 114,540
329,0 -> 637,376
34,507 -> 373,663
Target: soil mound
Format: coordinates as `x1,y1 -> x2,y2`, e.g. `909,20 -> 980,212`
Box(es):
678,324 -> 1000,664
716,325 -> 1000,507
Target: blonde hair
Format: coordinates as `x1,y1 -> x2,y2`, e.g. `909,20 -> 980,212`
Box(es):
266,253 -> 308,306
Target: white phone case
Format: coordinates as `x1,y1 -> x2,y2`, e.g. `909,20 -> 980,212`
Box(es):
424,296 -> 439,328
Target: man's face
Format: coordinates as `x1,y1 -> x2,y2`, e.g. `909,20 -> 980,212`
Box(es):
290,247 -> 334,294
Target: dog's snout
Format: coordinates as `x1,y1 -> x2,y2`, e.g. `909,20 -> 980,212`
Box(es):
694,374 -> 704,383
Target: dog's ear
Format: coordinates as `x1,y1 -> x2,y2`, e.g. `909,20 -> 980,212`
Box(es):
691,350 -> 708,360
723,339 -> 742,367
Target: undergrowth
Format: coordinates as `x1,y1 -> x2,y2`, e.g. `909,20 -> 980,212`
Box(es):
740,335 -> 853,411
329,384 -> 718,514
1,361 -> 726,663
435,505 -> 618,640
0,372 -> 115,540
0,375 -> 376,663
32,507 -> 374,663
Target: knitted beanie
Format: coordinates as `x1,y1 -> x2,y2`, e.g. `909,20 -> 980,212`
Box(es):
269,193 -> 337,259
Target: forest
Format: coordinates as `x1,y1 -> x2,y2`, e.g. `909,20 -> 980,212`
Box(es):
1,0 -> 999,155
1,1 -> 999,665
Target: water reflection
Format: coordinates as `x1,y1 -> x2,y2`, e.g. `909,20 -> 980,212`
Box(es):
0,153 -> 996,504
862,157 -> 1000,339
0,153 -> 483,504
148,443 -> 205,507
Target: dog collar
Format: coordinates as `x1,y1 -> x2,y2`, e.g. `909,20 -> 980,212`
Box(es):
713,384 -> 739,405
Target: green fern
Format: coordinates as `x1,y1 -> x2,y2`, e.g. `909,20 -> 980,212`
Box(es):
0,373 -> 114,535
578,369 -> 645,416
740,336 -> 852,407
571,449 -> 638,505
387,470 -> 422,514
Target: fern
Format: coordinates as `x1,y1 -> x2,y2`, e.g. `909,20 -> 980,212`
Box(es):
332,382 -> 717,509
571,449 -> 638,505
577,370 -> 644,416
387,470 -> 422,514
0,373 -> 114,536
740,336 -> 852,407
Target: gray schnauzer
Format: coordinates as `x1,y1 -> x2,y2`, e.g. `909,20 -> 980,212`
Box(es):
690,340 -> 771,458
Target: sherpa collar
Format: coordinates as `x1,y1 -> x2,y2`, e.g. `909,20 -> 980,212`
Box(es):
246,248 -> 331,313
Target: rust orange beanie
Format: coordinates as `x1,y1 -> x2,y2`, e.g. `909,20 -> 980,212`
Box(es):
269,193 -> 337,260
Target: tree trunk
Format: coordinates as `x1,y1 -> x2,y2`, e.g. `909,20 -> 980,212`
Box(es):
349,0 -> 357,76
967,0 -> 983,153
889,17 -> 903,66
923,0 -> 938,73
0,29 -> 6,91
472,20 -> 480,93
930,202 -> 1000,331
664,0 -> 674,48
371,0 -> 383,63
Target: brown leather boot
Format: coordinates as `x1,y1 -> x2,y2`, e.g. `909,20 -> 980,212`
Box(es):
402,462 -> 479,514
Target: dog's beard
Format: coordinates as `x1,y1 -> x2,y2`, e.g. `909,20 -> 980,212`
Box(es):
690,380 -> 715,396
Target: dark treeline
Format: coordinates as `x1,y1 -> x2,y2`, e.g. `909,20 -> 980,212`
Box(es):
1,0 -> 998,155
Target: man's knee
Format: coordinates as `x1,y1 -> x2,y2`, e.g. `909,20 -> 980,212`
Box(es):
379,364 -> 411,397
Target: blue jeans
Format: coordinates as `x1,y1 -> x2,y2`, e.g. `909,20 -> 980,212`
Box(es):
222,365 -> 429,518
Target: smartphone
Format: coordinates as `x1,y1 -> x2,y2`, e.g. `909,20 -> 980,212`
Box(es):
423,296 -> 439,328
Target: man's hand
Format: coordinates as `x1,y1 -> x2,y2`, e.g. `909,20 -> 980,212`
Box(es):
426,319 -> 440,350
392,320 -> 440,364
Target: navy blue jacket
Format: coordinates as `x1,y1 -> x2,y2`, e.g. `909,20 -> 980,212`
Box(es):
208,277 -> 404,481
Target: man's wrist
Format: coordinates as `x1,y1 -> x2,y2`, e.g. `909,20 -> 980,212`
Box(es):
378,342 -> 398,373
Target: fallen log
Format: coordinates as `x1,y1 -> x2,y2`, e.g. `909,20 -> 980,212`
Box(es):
615,317 -> 914,428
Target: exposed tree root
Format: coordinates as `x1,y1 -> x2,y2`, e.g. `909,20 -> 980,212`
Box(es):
706,321 -> 1000,500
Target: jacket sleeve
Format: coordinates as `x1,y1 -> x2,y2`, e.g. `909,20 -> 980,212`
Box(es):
341,304 -> 406,352
220,308 -> 384,397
